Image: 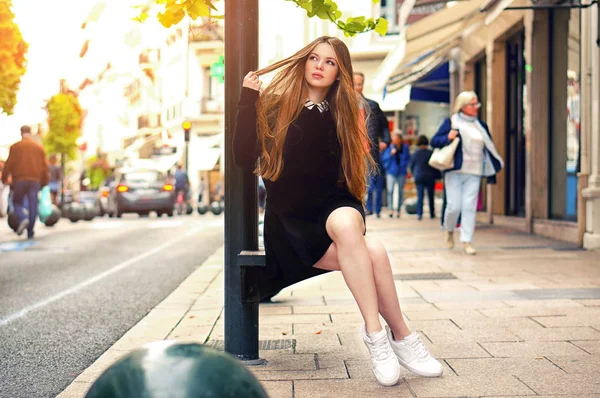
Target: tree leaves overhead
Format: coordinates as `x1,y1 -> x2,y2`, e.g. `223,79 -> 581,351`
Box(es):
0,0 -> 28,115
142,0 -> 387,36
287,0 -> 387,36
44,93 -> 83,161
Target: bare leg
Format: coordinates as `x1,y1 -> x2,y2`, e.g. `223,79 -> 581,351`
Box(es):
315,233 -> 411,340
317,207 -> 381,334
365,237 -> 412,340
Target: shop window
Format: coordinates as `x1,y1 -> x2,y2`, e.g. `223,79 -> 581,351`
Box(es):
474,56 -> 488,212
474,57 -> 488,123
505,31 -> 527,217
549,9 -> 579,221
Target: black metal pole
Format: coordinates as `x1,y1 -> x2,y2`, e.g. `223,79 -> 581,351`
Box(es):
60,154 -> 65,209
224,0 -> 260,361
185,142 -> 189,174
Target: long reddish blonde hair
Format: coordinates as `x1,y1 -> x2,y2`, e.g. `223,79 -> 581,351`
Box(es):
254,36 -> 374,202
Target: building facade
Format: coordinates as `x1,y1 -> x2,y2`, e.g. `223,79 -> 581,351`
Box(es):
381,0 -> 600,249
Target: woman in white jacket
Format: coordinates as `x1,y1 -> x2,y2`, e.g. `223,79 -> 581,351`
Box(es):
431,91 -> 504,254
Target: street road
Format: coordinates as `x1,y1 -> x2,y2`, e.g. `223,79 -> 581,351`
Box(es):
0,213 -> 224,398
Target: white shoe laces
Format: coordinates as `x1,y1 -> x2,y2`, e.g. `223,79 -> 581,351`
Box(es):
370,336 -> 393,361
407,335 -> 430,360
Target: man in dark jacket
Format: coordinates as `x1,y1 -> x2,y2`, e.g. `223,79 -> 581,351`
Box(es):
354,72 -> 390,217
2,126 -> 49,238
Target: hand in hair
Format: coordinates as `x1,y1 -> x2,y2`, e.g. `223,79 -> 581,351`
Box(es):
243,71 -> 262,92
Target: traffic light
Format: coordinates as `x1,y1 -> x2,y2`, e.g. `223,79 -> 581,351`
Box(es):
182,120 -> 191,142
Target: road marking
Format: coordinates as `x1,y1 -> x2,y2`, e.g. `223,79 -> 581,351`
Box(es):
0,227 -> 204,328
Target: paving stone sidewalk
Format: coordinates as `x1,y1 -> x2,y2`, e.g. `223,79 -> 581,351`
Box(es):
58,215 -> 600,398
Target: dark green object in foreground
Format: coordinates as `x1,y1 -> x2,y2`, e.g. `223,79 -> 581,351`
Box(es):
85,341 -> 269,398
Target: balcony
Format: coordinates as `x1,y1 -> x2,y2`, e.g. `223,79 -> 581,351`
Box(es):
137,113 -> 161,130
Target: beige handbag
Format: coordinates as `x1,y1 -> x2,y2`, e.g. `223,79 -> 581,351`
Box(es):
428,137 -> 460,171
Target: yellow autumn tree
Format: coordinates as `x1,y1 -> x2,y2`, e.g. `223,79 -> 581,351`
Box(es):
139,0 -> 388,36
0,0 -> 28,115
44,92 -> 83,161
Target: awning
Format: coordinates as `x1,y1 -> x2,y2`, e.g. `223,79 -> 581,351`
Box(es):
460,0 -> 525,63
380,84 -> 412,112
410,61 -> 451,103
372,0 -> 487,93
195,148 -> 221,171
378,0 -> 524,97
191,133 -> 223,171
386,38 -> 457,98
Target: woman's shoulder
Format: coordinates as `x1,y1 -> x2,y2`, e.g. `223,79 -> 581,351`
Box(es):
433,117 -> 452,134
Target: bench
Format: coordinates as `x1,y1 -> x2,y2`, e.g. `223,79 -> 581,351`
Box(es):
237,249 -> 267,303
238,250 -> 266,267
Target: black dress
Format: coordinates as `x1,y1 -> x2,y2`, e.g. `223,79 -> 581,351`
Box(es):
233,88 -> 366,297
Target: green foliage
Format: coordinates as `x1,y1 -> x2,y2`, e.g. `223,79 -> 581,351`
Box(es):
287,0 -> 388,37
44,93 -> 83,161
0,0 -> 28,115
140,0 -> 387,36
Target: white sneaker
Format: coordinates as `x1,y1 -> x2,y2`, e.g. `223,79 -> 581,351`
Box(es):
386,327 -> 443,377
463,242 -> 476,255
445,231 -> 454,249
362,326 -> 401,386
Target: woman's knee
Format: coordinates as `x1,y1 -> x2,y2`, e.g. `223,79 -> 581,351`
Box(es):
326,207 -> 364,244
365,237 -> 389,267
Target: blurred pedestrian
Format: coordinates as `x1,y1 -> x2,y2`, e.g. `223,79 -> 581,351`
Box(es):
353,72 -> 390,218
233,36 -> 442,387
48,154 -> 63,206
1,126 -> 49,239
409,135 -> 439,220
88,154 -> 110,191
198,177 -> 205,204
0,159 -> 8,217
213,180 -> 223,202
174,164 -> 190,200
381,130 -> 410,218
431,91 -> 503,254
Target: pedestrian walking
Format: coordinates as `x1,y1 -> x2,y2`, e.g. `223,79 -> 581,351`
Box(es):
353,72 -> 390,218
233,36 -> 442,387
48,154 -> 63,206
0,159 -> 8,217
381,130 -> 410,218
174,164 -> 190,200
431,91 -> 503,254
409,135 -> 440,220
1,126 -> 49,239
198,177 -> 205,204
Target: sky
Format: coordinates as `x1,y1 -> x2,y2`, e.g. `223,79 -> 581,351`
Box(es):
0,0 -> 94,149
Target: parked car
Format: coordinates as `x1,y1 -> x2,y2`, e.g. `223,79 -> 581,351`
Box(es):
107,168 -> 176,218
